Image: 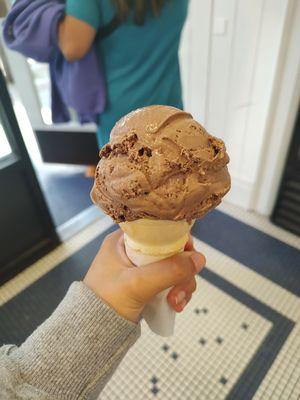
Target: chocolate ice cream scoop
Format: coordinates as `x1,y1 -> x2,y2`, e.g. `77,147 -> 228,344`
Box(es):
91,105 -> 231,223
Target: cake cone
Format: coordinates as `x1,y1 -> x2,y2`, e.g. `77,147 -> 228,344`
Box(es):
120,219 -> 193,336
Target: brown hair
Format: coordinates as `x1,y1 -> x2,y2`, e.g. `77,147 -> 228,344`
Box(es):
112,0 -> 166,25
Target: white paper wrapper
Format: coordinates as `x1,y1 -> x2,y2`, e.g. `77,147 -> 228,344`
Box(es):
124,238 -> 184,337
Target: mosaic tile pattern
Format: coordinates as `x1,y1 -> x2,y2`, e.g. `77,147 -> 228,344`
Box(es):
100,265 -> 297,400
101,279 -> 273,400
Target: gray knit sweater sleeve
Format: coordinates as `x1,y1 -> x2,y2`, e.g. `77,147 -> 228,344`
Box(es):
0,282 -> 141,400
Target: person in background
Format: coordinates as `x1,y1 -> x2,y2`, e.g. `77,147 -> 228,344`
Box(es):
58,0 -> 188,175
0,230 -> 205,399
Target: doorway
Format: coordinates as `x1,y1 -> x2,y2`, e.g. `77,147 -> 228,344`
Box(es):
0,37 -> 101,236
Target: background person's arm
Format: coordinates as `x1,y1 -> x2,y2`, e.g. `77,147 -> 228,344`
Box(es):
58,0 -> 101,61
58,16 -> 97,62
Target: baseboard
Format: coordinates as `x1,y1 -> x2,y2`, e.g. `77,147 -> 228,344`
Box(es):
57,205 -> 104,241
225,176 -> 254,210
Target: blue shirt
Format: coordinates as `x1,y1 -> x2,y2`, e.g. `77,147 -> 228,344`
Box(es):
67,0 -> 188,147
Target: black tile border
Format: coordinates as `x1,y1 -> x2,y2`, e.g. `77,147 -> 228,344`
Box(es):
201,269 -> 295,400
192,210 -> 300,296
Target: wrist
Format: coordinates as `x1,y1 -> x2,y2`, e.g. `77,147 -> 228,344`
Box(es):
83,278 -> 141,324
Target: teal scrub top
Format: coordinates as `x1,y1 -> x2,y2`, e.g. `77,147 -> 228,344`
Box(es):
66,0 -> 188,147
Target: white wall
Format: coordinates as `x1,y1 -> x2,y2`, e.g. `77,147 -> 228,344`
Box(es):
180,0 -> 299,214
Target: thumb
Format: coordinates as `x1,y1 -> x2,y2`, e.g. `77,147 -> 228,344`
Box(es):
136,251 -> 205,300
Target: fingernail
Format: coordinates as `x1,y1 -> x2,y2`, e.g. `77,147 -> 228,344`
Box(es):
175,291 -> 186,305
179,299 -> 187,309
191,254 -> 204,273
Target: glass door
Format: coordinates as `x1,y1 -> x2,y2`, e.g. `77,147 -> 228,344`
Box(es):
0,3 -> 99,233
0,68 -> 59,284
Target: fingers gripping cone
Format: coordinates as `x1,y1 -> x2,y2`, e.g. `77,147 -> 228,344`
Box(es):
120,219 -> 193,336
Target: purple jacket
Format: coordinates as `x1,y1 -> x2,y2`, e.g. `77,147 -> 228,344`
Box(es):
3,0 -> 106,124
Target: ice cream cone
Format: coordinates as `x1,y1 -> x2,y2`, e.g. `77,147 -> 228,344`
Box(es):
120,219 -> 194,336
91,105 -> 231,336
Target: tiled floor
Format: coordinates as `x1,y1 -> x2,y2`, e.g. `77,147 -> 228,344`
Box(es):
0,203 -> 299,399
37,164 -> 94,227
103,278 -> 274,400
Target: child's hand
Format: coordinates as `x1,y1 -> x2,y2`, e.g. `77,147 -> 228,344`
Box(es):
84,230 -> 206,323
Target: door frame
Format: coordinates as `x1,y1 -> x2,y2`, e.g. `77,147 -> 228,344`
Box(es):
251,0 -> 300,216
0,69 -> 60,283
